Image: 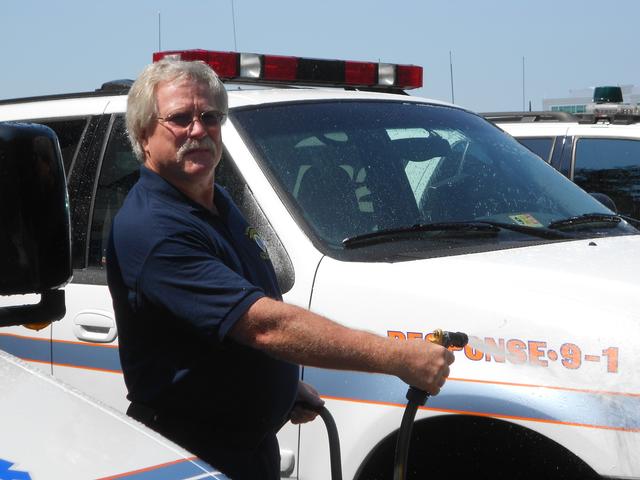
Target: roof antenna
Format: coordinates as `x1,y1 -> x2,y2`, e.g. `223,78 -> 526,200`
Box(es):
231,0 -> 238,51
449,51 -> 455,104
522,56 -> 526,112
158,11 -> 162,51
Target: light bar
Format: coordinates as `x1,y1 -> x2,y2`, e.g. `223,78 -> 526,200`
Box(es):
153,49 -> 423,90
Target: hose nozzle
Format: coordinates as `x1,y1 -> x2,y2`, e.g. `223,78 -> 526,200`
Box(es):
426,329 -> 469,349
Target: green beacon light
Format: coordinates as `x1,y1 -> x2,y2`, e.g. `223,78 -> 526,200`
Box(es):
593,86 -> 623,104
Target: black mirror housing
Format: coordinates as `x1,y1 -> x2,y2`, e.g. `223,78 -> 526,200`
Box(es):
0,122 -> 71,325
589,192 -> 618,212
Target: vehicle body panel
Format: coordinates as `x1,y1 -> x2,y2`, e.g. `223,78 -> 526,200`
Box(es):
0,349 -> 225,479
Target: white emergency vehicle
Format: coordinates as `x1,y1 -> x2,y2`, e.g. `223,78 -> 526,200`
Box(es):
1,50 -> 639,479
0,122 -> 226,479
484,87 -> 640,223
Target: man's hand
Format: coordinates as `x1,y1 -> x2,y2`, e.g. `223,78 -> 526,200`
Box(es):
289,381 -> 324,425
398,340 -> 455,396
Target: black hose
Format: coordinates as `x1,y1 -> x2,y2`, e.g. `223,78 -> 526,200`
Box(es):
393,400 -> 419,480
317,406 -> 343,480
392,332 -> 467,480
393,387 -> 429,480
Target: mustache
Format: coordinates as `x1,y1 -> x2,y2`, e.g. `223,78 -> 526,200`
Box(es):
177,137 -> 218,161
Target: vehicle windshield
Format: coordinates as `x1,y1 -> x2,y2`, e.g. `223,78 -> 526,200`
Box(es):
232,101 -> 638,261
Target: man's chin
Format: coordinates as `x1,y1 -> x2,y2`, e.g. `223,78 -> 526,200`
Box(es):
183,153 -> 219,175
181,150 -> 215,166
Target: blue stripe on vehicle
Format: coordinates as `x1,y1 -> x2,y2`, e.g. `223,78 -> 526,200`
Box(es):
51,339 -> 122,372
0,334 -> 50,364
304,367 -> 640,431
101,458 -> 228,480
0,459 -> 32,480
4,335 -> 638,431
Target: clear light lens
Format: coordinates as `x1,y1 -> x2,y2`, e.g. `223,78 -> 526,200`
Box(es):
240,53 -> 262,78
378,63 -> 395,86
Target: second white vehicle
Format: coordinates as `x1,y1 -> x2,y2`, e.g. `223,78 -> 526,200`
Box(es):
484,93 -> 640,223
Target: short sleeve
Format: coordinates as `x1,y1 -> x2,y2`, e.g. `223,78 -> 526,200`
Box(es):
138,232 -> 265,342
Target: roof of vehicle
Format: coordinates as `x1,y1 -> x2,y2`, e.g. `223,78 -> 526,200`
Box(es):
482,111 -> 578,123
482,110 -> 640,126
0,81 -> 462,121
226,86 -> 453,109
483,110 -> 640,140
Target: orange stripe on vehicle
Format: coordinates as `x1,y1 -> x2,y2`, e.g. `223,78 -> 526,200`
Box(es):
318,395 -> 640,433
52,361 -> 122,374
96,458 -> 192,479
447,376 -> 640,398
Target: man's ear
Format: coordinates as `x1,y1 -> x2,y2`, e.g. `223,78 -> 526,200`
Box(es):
140,131 -> 150,159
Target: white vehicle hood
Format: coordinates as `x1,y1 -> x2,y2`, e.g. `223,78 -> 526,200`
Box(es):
311,235 -> 640,394
0,350 -> 226,479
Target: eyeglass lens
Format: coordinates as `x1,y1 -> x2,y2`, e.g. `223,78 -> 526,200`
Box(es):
163,111 -> 225,128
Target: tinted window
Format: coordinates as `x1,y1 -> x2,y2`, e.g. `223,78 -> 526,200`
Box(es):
518,137 -> 554,162
87,116 -> 286,273
40,118 -> 88,173
88,116 -> 139,267
574,138 -> 640,219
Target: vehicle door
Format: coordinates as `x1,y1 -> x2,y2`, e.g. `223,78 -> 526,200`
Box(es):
566,125 -> 640,220
50,111 -> 306,417
499,123 -> 574,176
44,113 -> 131,411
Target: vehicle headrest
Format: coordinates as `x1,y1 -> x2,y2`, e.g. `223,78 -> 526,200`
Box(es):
394,136 -> 451,163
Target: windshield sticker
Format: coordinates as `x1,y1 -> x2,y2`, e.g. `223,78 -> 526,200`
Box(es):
0,459 -> 31,480
388,331 -> 619,374
509,213 -> 543,227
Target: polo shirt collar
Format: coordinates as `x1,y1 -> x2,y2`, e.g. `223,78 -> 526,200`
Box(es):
138,165 -> 229,218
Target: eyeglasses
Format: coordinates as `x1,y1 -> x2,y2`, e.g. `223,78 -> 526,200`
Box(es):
157,110 -> 227,130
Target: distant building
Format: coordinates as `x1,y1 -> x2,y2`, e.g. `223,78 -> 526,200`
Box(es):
543,85 -> 640,113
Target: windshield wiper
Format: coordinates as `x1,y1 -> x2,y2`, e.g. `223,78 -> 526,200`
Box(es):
548,213 -> 622,230
343,222 -> 499,248
479,221 -> 574,239
342,221 -> 571,248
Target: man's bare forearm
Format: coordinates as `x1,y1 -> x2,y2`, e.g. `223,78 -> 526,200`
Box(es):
229,297 -> 453,395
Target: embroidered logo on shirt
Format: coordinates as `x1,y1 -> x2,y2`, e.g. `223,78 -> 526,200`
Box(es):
246,227 -> 270,260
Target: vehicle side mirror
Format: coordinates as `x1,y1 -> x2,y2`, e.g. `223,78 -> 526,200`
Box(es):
0,122 -> 72,327
590,192 -> 617,212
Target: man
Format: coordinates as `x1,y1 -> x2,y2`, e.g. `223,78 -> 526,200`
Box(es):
107,58 -> 454,479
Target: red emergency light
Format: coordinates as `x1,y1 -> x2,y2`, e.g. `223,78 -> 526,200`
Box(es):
152,49 -> 423,90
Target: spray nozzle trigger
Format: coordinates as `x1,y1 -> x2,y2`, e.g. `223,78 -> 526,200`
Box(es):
426,329 -> 469,349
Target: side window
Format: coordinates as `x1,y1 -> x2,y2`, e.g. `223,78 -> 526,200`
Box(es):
216,151 -> 295,293
517,137 -> 555,162
39,118 -> 88,173
88,116 -> 139,267
574,137 -> 640,219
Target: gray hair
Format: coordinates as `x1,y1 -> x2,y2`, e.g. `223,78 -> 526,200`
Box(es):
126,58 -> 228,162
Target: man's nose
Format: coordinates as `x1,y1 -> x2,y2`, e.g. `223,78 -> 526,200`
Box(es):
187,117 -> 208,138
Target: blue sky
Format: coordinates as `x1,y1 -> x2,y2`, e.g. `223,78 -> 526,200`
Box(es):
3,0 -> 639,112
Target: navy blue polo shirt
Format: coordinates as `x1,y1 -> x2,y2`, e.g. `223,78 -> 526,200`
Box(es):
106,166 -> 299,435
